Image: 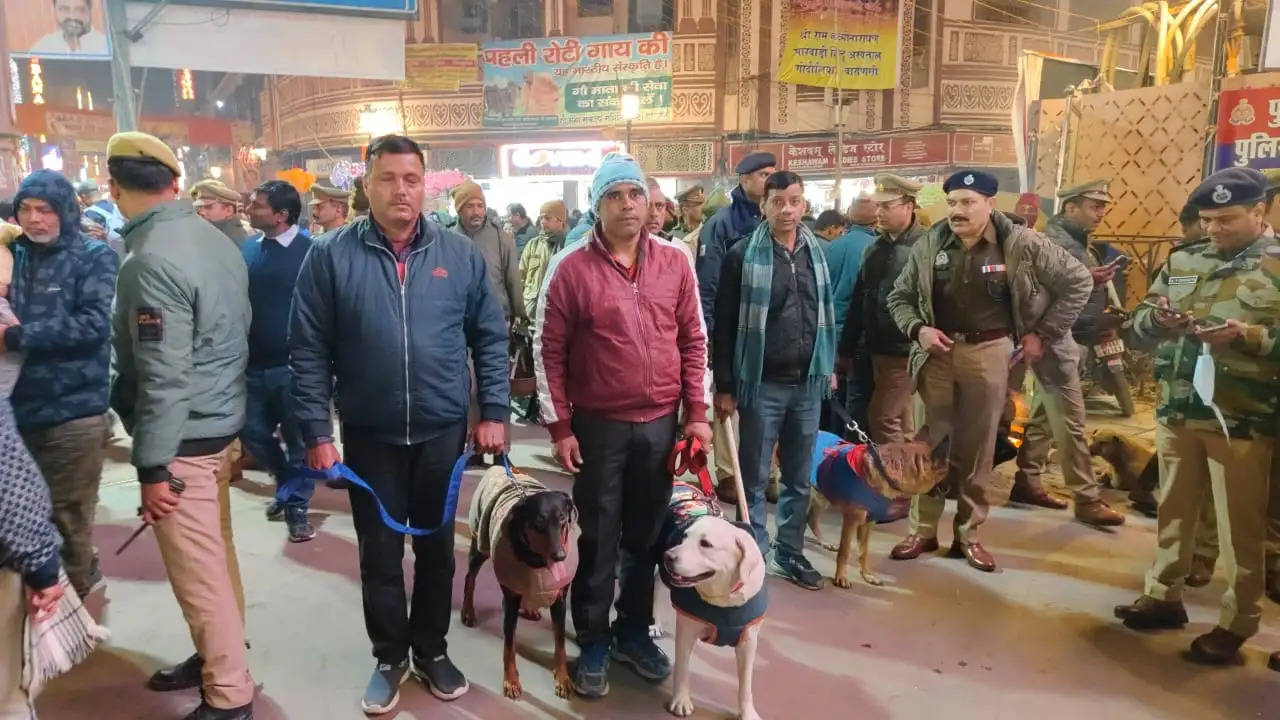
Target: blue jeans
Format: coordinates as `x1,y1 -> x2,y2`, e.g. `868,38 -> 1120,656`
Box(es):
737,381 -> 821,559
239,365 -> 310,509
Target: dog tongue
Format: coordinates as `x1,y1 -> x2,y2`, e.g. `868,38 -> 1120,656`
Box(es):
547,561 -> 571,586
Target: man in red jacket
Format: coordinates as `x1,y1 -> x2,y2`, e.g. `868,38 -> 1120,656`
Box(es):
534,152 -> 711,699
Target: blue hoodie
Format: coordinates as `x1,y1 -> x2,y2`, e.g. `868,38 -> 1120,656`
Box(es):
7,170 -> 119,429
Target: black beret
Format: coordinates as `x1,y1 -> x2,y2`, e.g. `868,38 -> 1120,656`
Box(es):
942,169 -> 998,197
736,151 -> 778,175
1187,167 -> 1266,210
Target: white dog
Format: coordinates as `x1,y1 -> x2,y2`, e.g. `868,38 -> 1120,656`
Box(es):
660,482 -> 767,720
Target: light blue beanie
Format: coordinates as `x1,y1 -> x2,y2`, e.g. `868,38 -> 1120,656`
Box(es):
590,152 -> 648,214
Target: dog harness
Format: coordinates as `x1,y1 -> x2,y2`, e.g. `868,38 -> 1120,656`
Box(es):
810,430 -> 895,522
468,470 -> 578,611
659,481 -> 767,648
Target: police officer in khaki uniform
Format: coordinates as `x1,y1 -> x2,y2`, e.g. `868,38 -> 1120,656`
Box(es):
191,179 -> 248,248
308,183 -> 350,234
107,132 -> 254,719
1116,167 -> 1280,666
886,170 -> 1092,572
1011,179 -> 1125,526
672,185 -> 705,240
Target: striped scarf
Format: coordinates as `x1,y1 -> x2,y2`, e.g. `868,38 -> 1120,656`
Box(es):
732,221 -> 835,406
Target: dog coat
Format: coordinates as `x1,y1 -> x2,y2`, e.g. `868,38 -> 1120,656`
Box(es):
467,471 -> 578,611
659,481 -> 768,648
810,430 -> 894,522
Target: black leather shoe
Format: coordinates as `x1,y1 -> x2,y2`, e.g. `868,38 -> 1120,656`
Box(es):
148,653 -> 203,692
1187,627 -> 1246,665
182,701 -> 253,720
1186,555 -> 1215,588
1113,596 -> 1187,630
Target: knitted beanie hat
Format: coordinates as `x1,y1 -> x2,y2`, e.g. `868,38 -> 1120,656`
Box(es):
590,152 -> 647,214
451,180 -> 485,213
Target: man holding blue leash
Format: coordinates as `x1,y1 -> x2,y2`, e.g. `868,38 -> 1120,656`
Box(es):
289,135 -> 509,715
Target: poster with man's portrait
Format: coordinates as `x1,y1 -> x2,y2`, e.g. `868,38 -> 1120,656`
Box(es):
5,0 -> 111,60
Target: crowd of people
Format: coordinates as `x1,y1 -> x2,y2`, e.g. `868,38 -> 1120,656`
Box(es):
0,128 -> 1277,720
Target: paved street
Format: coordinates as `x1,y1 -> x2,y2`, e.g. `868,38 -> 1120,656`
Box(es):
36,404 -> 1278,719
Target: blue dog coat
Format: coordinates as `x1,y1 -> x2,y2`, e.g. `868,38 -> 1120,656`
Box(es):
810,430 -> 896,523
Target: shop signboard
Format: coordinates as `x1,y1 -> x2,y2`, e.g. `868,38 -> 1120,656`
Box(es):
889,133 -> 949,166
727,143 -> 787,173
784,139 -> 891,172
776,0 -> 902,90
727,132 -> 1023,174
405,43 -> 478,92
482,32 -> 673,129
952,132 -> 1018,166
1214,85 -> 1280,172
499,141 -> 625,179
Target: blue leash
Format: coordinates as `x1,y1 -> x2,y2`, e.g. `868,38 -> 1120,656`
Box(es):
296,451 -> 514,536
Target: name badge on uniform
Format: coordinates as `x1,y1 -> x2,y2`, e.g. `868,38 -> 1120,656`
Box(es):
981,264 -> 1007,274
934,250 -> 949,268
136,307 -> 163,343
1167,275 -> 1198,286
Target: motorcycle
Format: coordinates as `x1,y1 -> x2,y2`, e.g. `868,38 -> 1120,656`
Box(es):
1086,323 -> 1136,418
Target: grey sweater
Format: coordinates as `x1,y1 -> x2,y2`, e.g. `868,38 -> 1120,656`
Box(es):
457,219 -> 523,323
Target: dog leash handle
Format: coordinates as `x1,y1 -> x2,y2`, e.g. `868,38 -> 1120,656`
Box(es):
299,455 -> 470,537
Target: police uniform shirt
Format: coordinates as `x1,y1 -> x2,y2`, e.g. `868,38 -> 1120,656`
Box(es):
931,220 -> 1013,334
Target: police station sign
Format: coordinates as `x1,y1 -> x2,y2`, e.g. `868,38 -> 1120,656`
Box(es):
1214,86 -> 1280,171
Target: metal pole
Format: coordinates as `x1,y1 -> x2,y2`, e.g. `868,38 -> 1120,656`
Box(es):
831,0 -> 843,210
107,0 -> 137,131
1201,1 -> 1230,176
626,119 -> 633,152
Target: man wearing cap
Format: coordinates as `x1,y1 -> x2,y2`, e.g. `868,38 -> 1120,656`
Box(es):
1007,179 -> 1125,526
671,185 -> 705,240
1115,167 -> 1280,666
192,179 -> 249,248
105,131 -> 253,720
885,169 -> 1091,572
534,152 -> 710,697
309,183 -> 350,235
450,181 -> 523,324
838,174 -> 926,444
519,200 -> 569,322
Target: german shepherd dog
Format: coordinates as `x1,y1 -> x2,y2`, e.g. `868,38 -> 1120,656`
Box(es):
807,438 -> 949,587
461,466 -> 579,699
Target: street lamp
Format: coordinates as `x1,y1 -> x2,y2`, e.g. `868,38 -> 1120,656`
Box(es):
359,105 -> 403,139
620,92 -> 640,152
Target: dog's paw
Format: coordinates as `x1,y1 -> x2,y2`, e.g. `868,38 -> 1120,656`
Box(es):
554,669 -> 573,698
460,606 -> 478,628
667,695 -> 696,717
861,572 -> 884,587
739,708 -> 763,720
519,607 -> 543,621
503,678 -> 523,700
833,574 -> 853,589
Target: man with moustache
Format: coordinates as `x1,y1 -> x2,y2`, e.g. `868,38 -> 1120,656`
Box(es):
291,135 -> 509,712
645,177 -> 672,240
31,0 -> 109,55
308,184 -> 351,235
534,153 -> 710,697
450,181 -> 523,324
886,170 -> 1090,572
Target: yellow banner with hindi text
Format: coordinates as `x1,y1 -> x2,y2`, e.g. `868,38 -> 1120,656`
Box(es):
777,0 -> 901,90
405,43 -> 479,92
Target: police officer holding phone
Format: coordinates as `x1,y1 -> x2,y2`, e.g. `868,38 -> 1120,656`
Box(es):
1010,179 -> 1126,526
1117,167 -> 1280,667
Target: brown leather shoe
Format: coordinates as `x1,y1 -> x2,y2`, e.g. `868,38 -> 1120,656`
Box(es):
715,479 -> 738,505
1113,595 -> 1188,630
948,540 -> 996,572
1269,651 -> 1280,672
1075,499 -> 1125,527
890,534 -> 939,560
1009,484 -> 1068,510
1186,554 -> 1215,588
1188,627 -> 1246,665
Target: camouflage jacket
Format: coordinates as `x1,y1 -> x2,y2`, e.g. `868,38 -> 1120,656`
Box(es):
1131,231 -> 1280,439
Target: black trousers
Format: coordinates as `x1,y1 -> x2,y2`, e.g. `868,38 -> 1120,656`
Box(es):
342,422 -> 467,664
570,411 -> 678,646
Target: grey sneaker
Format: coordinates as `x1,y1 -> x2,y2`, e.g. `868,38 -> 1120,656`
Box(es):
612,625 -> 670,681
361,661 -> 408,715
768,551 -> 825,591
285,507 -> 316,543
411,654 -> 469,701
265,501 -> 284,521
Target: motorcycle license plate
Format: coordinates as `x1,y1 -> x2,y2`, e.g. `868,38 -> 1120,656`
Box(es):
1098,339 -> 1125,356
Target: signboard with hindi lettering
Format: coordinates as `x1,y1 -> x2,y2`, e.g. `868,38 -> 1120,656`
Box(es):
405,43 -> 478,92
481,32 -> 673,129
1214,85 -> 1280,171
777,0 -> 902,90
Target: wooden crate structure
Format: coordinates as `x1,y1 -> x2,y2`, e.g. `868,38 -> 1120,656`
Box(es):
1033,81 -> 1212,302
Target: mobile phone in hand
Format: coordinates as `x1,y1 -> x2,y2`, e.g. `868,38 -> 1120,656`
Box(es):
1106,254 -> 1131,269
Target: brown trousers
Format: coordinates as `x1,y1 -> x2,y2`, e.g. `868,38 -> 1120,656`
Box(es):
20,414 -> 109,595
910,337 -> 1013,543
1144,424 -> 1272,637
157,451 -> 253,709
1013,344 -> 1102,502
868,354 -> 915,444
0,571 -> 31,720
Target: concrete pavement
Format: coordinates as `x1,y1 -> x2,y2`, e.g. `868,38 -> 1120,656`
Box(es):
35,404 -> 1278,719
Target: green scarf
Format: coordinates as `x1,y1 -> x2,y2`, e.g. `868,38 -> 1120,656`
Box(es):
732,221 -> 836,406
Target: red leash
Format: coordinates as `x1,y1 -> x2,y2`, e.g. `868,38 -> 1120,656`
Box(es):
668,437 -> 715,497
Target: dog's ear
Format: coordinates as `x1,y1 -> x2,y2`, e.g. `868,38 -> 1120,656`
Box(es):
733,527 -> 766,600
929,435 -> 951,464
